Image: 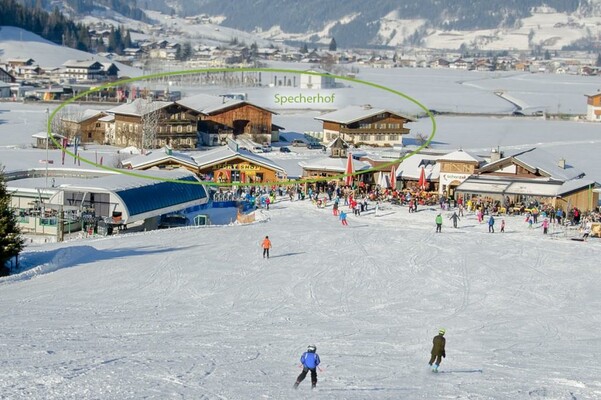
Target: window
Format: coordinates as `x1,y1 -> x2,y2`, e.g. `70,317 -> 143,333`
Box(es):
379,123 -> 386,129
177,125 -> 182,133
359,123 -> 371,129
389,134 -> 398,141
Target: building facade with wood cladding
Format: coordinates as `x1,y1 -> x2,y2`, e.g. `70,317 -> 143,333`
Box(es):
315,105 -> 413,147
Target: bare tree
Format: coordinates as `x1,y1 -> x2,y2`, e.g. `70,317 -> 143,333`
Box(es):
135,98 -> 161,152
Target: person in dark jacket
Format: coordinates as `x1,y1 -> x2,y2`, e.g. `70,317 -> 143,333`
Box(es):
428,329 -> 446,372
294,345 -> 321,389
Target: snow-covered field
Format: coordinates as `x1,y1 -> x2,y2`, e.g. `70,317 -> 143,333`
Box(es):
1,66 -> 601,399
1,198 -> 600,399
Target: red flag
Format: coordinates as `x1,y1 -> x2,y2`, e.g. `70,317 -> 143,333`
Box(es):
418,166 -> 427,191
390,164 -> 396,190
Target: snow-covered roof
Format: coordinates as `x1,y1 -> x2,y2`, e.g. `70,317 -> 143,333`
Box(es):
61,109 -> 104,123
456,176 -> 598,197
121,148 -> 198,170
98,114 -> 114,122
437,149 -> 482,164
31,132 -> 65,139
176,93 -> 275,116
107,99 -> 173,117
482,147 -> 584,182
63,59 -> 102,68
314,105 -> 414,124
395,154 -> 440,180
191,145 -> 285,173
298,157 -> 370,173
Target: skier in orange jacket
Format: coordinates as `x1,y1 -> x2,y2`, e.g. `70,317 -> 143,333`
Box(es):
261,236 -> 272,259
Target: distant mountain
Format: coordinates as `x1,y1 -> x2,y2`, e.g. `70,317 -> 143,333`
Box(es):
158,0 -> 595,47
32,0 -> 601,50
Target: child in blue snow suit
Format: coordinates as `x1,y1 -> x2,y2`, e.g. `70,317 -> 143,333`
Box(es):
294,345 -> 321,389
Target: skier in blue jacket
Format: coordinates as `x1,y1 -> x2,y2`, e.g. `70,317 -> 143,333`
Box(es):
293,345 -> 321,389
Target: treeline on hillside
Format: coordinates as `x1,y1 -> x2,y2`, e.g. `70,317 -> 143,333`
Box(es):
175,0 -> 582,47
0,0 -> 133,53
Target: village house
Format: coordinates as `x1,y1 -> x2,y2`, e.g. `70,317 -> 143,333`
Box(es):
314,105 -> 413,147
585,91 -> 601,122
62,60 -> 119,82
192,140 -> 286,184
105,94 -> 279,150
456,147 -> 599,212
437,149 -> 483,198
60,110 -> 109,144
177,93 -> 279,147
299,68 -> 337,89
299,137 -> 371,184
106,99 -> 200,149
120,146 -> 200,175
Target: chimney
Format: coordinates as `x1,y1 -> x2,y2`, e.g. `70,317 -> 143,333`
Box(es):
558,158 -> 566,169
490,147 -> 502,162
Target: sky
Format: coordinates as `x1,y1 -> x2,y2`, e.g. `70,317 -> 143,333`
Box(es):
1,45 -> 601,398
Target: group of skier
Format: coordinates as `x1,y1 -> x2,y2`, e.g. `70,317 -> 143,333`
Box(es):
292,328 -> 447,389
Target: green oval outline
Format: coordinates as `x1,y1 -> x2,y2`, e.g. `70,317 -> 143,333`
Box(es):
49,68 -> 436,187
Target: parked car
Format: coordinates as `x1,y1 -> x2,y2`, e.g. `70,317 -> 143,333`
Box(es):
261,144 -> 272,152
279,146 -> 291,153
251,145 -> 263,153
307,142 -> 325,150
291,139 -> 307,147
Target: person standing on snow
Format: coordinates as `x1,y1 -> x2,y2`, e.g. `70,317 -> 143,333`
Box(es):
294,345 -> 321,389
428,328 -> 446,372
435,213 -> 443,233
542,218 -> 549,234
500,218 -> 506,233
261,235 -> 272,259
449,211 -> 460,228
339,210 -> 348,226
488,215 -> 495,233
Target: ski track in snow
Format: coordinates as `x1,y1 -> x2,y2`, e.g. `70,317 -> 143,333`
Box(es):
1,199 -> 601,399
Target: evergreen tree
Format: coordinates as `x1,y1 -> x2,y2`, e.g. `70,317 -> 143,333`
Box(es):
0,166 -> 24,276
328,37 -> 337,51
596,53 -> 601,67
300,42 -> 308,54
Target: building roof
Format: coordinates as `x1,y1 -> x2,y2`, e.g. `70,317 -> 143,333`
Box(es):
191,144 -> 286,174
63,59 -> 103,68
314,105 -> 414,124
437,149 -> 482,164
480,148 -> 584,182
177,93 -> 276,116
298,156 -> 371,173
31,132 -> 66,139
58,169 -> 208,221
61,109 -> 105,123
456,176 -> 598,197
107,98 -> 173,117
395,153 -> 440,180
121,148 -> 198,170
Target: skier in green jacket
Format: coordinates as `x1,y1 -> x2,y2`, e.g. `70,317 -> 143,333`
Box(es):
429,328 -> 446,372
435,213 -> 443,233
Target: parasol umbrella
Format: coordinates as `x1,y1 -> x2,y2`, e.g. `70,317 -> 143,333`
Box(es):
344,152 -> 354,186
418,166 -> 427,191
390,164 -> 397,190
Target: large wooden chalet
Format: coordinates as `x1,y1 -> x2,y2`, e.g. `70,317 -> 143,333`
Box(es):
105,94 -> 278,150
315,105 -> 413,147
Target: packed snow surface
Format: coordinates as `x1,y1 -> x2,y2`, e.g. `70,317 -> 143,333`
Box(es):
1,199 -> 600,399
